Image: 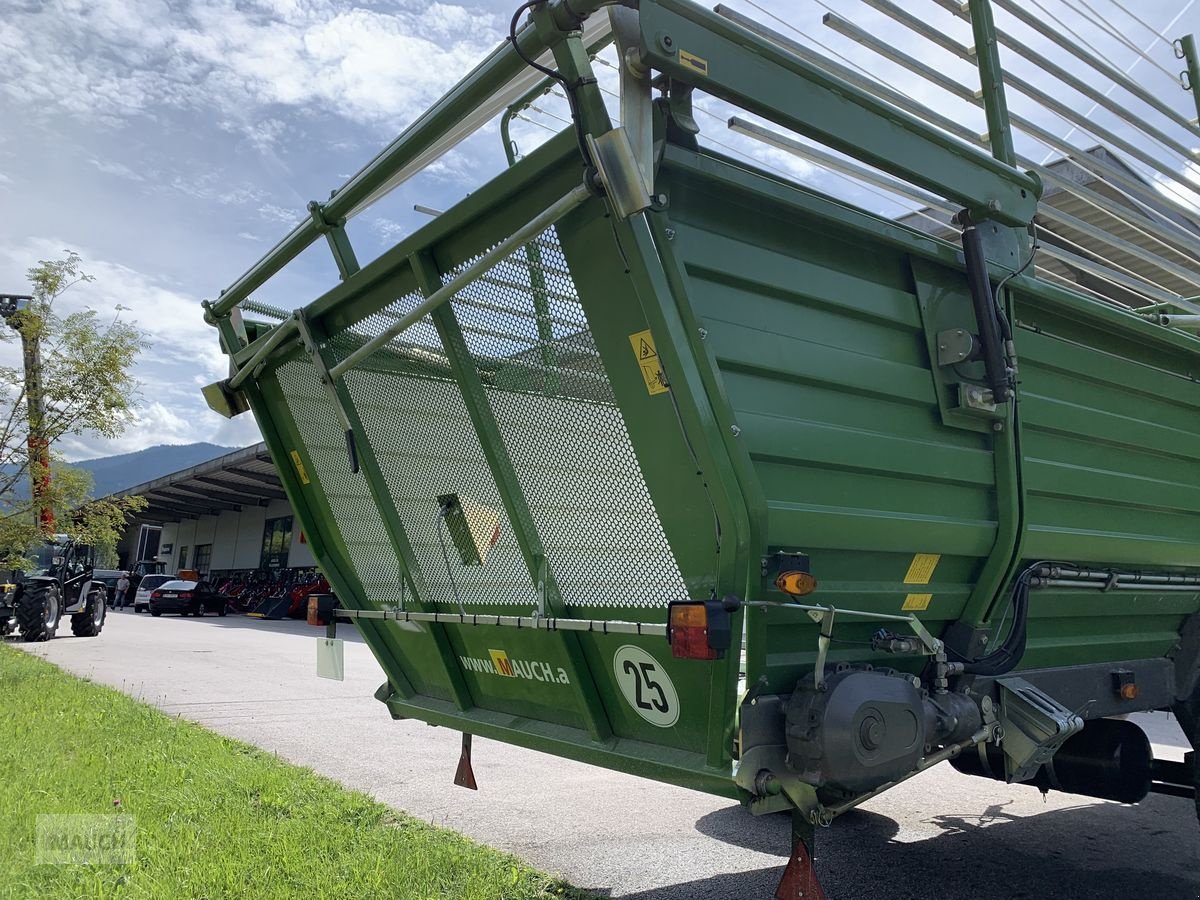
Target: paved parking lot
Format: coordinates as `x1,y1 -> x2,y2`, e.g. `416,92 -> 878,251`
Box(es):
12,611 -> 1200,899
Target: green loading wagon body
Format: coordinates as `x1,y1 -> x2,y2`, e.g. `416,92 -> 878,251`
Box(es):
203,0 -> 1200,890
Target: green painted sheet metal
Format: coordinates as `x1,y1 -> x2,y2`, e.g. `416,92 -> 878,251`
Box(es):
648,142 -> 1200,692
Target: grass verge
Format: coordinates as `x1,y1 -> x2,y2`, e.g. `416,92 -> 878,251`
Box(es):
0,644 -> 586,899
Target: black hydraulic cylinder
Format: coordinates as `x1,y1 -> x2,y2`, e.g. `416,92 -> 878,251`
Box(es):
958,213 -> 1010,403
951,718 -> 1151,804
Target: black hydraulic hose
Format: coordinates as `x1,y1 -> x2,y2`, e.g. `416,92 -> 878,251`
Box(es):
958,212 -> 1011,403
950,564 -> 1041,677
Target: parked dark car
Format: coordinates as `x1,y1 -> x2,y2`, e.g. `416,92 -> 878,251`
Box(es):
148,580 -> 227,617
132,573 -> 175,613
92,569 -> 124,608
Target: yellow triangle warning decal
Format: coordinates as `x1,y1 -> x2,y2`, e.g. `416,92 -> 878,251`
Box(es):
628,329 -> 669,395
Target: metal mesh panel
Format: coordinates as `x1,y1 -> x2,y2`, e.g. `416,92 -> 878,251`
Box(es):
445,227 -> 686,608
284,227 -> 686,611
274,358 -> 405,608
329,293 -> 535,609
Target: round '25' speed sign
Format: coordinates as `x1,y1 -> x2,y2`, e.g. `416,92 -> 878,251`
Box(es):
612,645 -> 679,728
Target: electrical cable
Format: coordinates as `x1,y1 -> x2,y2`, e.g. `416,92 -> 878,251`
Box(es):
1107,0 -> 1180,47
509,0 -> 594,169
949,562 -> 1043,676
1025,0 -> 1178,85
661,360 -> 724,597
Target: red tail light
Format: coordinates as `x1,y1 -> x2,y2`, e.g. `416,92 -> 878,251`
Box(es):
667,599 -> 734,660
151,590 -> 162,599
178,591 -> 194,599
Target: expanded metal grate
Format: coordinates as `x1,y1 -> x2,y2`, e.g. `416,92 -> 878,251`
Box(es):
443,227 -> 686,609
280,229 -> 686,611
328,291 -> 534,609
276,357 -> 406,609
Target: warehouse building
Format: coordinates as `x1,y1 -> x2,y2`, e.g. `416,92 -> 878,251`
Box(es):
111,443 -> 314,575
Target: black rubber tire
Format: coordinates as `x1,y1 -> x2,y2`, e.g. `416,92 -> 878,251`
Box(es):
218,606 -> 227,617
150,609 -> 162,617
17,583 -> 61,642
1185,748 -> 1195,830
70,591 -> 106,637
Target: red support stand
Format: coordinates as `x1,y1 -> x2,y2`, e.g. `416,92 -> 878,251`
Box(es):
776,810 -> 827,900
453,732 -> 477,790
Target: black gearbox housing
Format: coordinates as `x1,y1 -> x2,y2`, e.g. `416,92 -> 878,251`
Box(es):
785,667 -> 926,793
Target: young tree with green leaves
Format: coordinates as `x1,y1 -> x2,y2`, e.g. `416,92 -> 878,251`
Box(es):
0,251 -> 147,568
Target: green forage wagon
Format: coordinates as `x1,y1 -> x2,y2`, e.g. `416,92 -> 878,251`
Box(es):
202,1 -> 1200,893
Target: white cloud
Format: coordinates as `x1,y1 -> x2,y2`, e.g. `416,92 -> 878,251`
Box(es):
368,216 -> 406,244
423,149 -> 479,185
256,203 -> 300,225
1152,158 -> 1200,217
88,158 -> 146,181
2,0 -> 502,132
0,236 -> 245,460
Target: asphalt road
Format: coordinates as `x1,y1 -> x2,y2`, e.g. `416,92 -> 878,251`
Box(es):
11,611 -> 1200,899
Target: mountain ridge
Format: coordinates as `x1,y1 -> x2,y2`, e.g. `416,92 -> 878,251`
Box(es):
76,442 -> 240,497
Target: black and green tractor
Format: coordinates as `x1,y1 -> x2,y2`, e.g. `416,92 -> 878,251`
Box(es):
0,536 -> 106,641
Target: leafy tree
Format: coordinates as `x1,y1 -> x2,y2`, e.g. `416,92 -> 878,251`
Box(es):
0,252 -> 147,568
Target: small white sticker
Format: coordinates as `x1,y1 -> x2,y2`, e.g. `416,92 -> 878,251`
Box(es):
613,645 -> 679,728
317,637 -> 344,681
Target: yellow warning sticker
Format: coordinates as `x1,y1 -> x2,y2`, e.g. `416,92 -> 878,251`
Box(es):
903,553 -> 940,585
679,49 -> 709,76
902,593 -> 933,612
289,450 -> 311,485
628,329 -> 669,396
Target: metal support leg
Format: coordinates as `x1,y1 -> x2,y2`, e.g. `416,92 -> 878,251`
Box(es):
775,808 -> 826,900
454,733 -> 477,791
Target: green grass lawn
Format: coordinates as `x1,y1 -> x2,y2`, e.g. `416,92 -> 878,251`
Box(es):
0,644 -> 586,899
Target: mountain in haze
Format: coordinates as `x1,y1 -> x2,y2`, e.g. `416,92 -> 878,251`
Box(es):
76,443 -> 238,498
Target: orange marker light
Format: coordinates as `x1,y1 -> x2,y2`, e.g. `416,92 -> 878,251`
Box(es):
776,571 -> 817,597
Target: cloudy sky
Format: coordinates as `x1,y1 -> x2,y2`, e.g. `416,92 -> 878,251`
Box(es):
0,0 -> 1196,461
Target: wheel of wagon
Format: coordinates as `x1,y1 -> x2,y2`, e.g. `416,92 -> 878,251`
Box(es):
70,590 -> 106,637
17,583 -> 61,642
1192,748 -> 1198,827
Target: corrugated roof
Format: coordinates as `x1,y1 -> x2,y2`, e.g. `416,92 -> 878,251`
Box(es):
108,443 -> 286,522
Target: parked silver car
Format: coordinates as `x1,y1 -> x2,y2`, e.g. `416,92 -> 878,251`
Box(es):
132,574 -> 175,613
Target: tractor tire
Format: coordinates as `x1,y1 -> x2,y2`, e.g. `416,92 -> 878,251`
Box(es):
17,583 -> 61,642
70,591 -> 106,637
